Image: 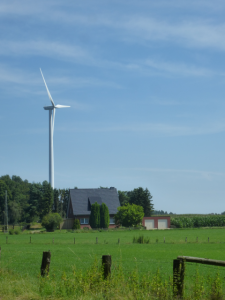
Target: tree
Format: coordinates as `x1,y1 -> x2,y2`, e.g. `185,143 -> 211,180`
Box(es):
118,191 -> 130,206
100,203 -> 109,228
53,188 -> 60,213
114,203 -> 144,227
0,180 -> 12,223
89,202 -> 100,228
40,181 -> 53,219
26,182 -> 42,223
9,201 -> 21,228
129,187 -> 154,217
0,175 -> 30,222
58,188 -> 69,218
41,213 -> 62,231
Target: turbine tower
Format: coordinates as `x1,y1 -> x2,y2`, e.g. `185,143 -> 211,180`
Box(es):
40,69 -> 70,189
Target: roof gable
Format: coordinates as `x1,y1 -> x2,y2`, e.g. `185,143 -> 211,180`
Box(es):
88,196 -> 102,205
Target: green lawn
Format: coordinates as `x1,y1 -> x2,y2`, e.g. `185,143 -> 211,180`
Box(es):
1,228 -> 225,278
1,228 -> 225,299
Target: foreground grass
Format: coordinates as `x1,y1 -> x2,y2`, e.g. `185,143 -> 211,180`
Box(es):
0,259 -> 224,300
1,228 -> 225,298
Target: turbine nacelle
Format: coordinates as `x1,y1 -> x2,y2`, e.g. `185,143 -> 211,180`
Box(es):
55,104 -> 70,108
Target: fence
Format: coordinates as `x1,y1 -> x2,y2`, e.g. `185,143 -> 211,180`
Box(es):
60,218 -> 74,230
173,256 -> 225,298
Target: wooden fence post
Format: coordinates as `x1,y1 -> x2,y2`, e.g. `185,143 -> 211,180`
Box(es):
118,238 -> 120,244
96,237 -> 98,244
185,237 -> 187,242
41,250 -> 51,276
164,237 -> 165,243
74,238 -> 75,244
53,238 -> 54,244
208,237 -> 209,243
30,236 -> 31,244
102,255 -> 111,279
6,236 -> 8,244
173,259 -> 185,298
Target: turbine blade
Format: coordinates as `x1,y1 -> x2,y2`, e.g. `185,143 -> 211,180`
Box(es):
40,68 -> 55,107
55,105 -> 70,108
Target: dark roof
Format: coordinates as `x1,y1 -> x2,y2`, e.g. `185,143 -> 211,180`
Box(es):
69,188 -> 120,216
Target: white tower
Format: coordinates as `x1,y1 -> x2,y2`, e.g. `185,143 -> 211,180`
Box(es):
40,69 -> 70,189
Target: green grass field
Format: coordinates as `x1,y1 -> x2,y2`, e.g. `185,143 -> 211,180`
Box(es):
1,228 -> 225,299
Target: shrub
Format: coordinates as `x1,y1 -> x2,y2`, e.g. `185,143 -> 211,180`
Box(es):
133,235 -> 150,244
73,219 -> 80,230
14,229 -> 20,235
9,229 -> 14,235
41,213 -> 63,231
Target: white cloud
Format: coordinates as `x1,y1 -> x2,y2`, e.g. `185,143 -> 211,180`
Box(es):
0,40 -> 90,63
44,75 -> 122,89
144,59 -> 213,77
2,1 -> 225,53
58,121 -> 225,137
0,65 -> 121,94
37,8 -> 225,52
118,167 -> 225,181
0,40 -> 216,78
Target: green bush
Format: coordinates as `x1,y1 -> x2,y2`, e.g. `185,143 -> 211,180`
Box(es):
133,235 -> 149,244
115,203 -> 144,227
9,229 -> 14,235
72,219 -> 80,229
14,229 -> 20,235
41,213 -> 63,231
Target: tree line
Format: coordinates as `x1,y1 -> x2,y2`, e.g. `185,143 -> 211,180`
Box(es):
0,175 -> 155,227
0,175 -> 69,225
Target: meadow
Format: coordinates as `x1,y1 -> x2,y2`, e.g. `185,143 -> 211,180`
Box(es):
1,227 -> 225,299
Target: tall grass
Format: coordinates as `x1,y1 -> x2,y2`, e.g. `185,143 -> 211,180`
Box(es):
0,259 -> 224,299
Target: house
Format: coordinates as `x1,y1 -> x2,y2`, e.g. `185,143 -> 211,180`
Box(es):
66,187 -> 120,228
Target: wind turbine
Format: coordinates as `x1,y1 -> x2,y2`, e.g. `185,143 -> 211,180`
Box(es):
40,69 -> 70,189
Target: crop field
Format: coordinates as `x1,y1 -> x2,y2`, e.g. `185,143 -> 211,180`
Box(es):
1,228 -> 225,299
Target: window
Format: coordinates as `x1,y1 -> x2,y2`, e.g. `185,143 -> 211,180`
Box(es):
80,218 -> 89,224
110,217 -> 115,224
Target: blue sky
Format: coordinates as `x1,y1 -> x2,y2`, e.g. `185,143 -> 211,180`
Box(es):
1,0 -> 225,213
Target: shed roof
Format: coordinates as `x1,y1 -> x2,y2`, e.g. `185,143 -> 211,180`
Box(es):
69,188 -> 120,216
